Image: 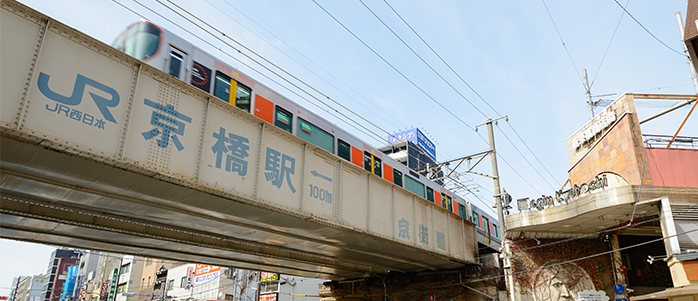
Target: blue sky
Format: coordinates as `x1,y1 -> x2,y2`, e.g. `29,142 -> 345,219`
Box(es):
2,0 -> 698,294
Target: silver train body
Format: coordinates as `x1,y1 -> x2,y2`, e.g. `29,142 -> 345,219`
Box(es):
113,20 -> 501,251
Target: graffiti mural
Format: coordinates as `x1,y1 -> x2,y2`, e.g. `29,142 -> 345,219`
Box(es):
511,238 -> 615,301
531,260 -> 595,301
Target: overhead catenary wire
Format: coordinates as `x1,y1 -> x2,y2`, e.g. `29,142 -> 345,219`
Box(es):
151,0 -> 469,174
114,0 -> 392,149
611,0 -> 684,56
540,0 -> 586,90
159,0 -> 404,146
202,0 -> 411,132
382,0 -> 562,191
312,0 -> 552,197
590,0 -> 630,89
361,0 -> 560,191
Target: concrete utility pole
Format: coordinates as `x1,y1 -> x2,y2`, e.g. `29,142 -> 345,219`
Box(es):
675,12 -> 698,94
584,69 -> 595,119
477,116 -> 515,301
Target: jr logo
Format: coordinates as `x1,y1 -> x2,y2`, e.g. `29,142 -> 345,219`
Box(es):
38,72 -> 120,123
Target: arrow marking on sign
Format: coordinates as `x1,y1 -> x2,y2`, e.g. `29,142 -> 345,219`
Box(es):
310,171 -> 332,182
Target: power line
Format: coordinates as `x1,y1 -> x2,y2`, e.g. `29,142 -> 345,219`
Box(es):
115,0 -> 394,149
369,0 -> 562,189
310,0 -> 476,132
540,0 -> 585,89
590,0 -> 630,89
157,0 -> 400,145
202,0 -> 410,131
357,0 -> 488,118
496,124 -> 557,191
611,0 -> 684,56
312,0 -> 554,196
470,221 -> 698,284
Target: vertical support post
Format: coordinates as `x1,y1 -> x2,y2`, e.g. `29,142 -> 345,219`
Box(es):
610,234 -> 628,300
584,69 -> 594,120
675,12 -> 698,94
482,116 -> 515,301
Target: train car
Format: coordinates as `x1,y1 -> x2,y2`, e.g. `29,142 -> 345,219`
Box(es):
469,203 -> 502,251
112,20 -> 500,244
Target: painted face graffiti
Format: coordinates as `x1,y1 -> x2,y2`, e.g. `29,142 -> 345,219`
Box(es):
532,261 -> 595,301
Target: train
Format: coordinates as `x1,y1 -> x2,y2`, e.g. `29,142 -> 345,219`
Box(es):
112,20 -> 501,251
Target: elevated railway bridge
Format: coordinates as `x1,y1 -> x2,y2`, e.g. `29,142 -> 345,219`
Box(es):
0,0 -> 482,284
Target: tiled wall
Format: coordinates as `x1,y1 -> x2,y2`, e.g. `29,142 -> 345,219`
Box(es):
567,95 -> 651,186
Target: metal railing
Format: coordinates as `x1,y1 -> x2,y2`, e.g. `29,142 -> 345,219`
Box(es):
643,134 -> 698,149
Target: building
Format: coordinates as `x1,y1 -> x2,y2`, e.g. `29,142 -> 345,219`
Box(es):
379,128 -> 443,185
60,266 -> 78,301
505,94 -> 697,301
14,275 -> 48,301
114,256 -> 145,301
10,277 -> 28,301
259,272 -> 325,301
43,250 -> 82,301
73,252 -> 123,301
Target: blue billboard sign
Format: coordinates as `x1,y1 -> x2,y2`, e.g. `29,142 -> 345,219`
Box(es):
388,128 -> 436,160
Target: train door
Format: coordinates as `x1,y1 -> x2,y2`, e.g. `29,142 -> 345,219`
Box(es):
482,216 -> 491,243
363,152 -> 382,177
167,47 -> 187,80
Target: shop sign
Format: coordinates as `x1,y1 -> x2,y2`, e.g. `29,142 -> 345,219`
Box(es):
260,272 -> 279,282
259,293 -> 278,301
684,260 -> 698,280
185,266 -> 193,290
527,173 -> 610,211
194,265 -> 220,283
572,109 -> 616,149
577,290 -> 610,301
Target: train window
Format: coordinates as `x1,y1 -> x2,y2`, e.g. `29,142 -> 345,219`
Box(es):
373,156 -> 382,177
274,106 -> 292,133
473,212 -> 480,228
404,176 -> 425,198
393,169 -> 403,187
426,187 -> 434,203
114,21 -> 162,60
338,140 -> 351,162
168,49 -> 184,78
493,224 -> 498,238
458,203 -> 466,218
235,83 -> 251,113
298,118 -> 334,153
363,153 -> 372,173
214,72 -> 231,102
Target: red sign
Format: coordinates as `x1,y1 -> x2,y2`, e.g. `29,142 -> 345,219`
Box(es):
258,293 -> 278,301
100,282 -> 109,299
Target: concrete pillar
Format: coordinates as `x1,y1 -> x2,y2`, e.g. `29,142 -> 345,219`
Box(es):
610,234 -> 628,299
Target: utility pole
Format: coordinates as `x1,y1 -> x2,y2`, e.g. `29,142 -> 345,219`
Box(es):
675,12 -> 698,94
584,69 -> 595,119
476,116 -> 514,301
